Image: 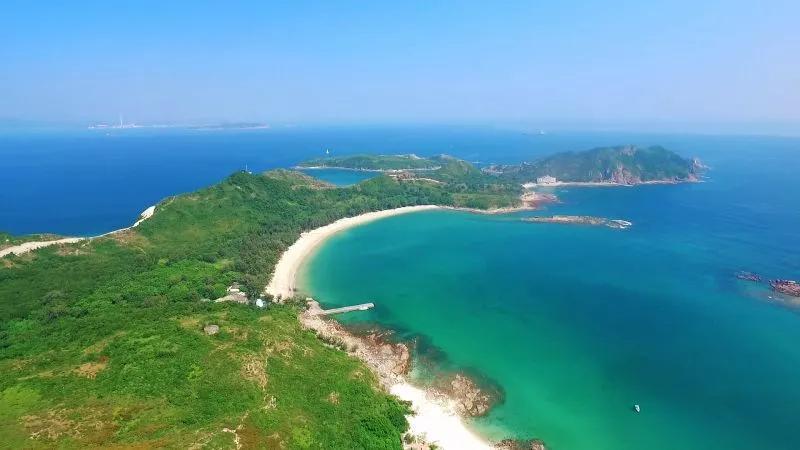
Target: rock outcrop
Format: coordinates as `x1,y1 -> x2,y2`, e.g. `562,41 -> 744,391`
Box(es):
495,438 -> 547,450
300,300 -> 411,386
432,373 -> 497,417
771,280 -> 800,297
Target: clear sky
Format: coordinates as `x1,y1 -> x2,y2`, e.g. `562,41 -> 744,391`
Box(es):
1,1 -> 798,132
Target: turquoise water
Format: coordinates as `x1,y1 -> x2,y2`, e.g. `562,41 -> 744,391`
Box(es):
300,143 -> 800,449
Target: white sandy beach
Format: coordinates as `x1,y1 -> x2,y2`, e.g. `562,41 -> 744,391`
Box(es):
265,205 -> 440,300
391,383 -> 493,449
268,205 -> 495,450
0,237 -> 87,258
0,205 -> 156,258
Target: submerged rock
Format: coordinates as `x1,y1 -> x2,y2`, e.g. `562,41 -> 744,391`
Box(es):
736,271 -> 762,282
495,438 -> 547,450
300,300 -> 411,386
433,373 -> 497,417
362,331 -> 411,376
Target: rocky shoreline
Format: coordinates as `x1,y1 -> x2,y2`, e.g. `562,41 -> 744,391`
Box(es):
446,192 -> 558,215
770,280 -> 800,297
299,300 -> 542,449
734,272 -> 800,308
523,215 -> 632,229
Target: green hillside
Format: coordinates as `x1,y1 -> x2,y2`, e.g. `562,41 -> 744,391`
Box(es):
0,165 -> 519,448
496,145 -> 700,184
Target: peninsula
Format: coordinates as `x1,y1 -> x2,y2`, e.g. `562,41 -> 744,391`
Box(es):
487,145 -> 704,186
0,147 -> 694,448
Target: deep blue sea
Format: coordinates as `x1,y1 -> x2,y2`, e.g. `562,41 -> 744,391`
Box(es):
7,126 -> 796,237
2,126 -> 799,448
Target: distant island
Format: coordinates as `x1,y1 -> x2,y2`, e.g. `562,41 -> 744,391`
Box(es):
298,153 -> 441,171
487,145 -> 705,186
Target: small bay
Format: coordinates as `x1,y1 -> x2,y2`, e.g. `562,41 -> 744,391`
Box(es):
300,138 -> 800,449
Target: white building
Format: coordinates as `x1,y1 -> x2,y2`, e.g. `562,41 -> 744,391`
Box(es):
536,175 -> 558,185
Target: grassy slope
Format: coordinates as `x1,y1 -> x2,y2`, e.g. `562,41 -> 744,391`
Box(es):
0,232 -> 65,251
0,165 -> 514,449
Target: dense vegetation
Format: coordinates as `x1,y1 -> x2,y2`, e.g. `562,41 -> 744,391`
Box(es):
494,145 -> 700,184
298,154 -> 441,171
0,161 -> 518,448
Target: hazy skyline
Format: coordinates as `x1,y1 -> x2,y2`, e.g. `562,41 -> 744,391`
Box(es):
2,1 -> 798,132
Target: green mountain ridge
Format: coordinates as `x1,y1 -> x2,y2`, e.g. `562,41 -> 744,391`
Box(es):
492,145 -> 702,184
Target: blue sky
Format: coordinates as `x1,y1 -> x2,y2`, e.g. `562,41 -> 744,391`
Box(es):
1,1 -> 798,131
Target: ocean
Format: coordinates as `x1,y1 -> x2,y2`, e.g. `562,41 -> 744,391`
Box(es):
3,126 -> 800,449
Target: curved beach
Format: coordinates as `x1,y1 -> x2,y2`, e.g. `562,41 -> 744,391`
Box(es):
265,205 -> 493,450
265,205 -> 440,300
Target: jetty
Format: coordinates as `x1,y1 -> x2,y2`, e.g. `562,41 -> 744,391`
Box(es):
317,303 -> 375,316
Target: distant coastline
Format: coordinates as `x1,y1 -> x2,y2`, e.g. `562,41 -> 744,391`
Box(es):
521,178 -> 701,189
0,205 -> 155,257
296,165 -> 440,173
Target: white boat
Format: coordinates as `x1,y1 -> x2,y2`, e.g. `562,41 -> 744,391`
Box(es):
633,404 -> 641,413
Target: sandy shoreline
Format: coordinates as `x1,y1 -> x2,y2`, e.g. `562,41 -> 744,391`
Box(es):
265,205 -> 440,300
0,205 -> 156,258
264,198 -> 550,301
267,205 -> 495,449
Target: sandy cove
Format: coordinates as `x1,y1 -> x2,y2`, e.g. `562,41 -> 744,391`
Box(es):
267,205 -> 498,450
0,206 -> 156,258
265,205 -> 440,301
264,196 -> 555,300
